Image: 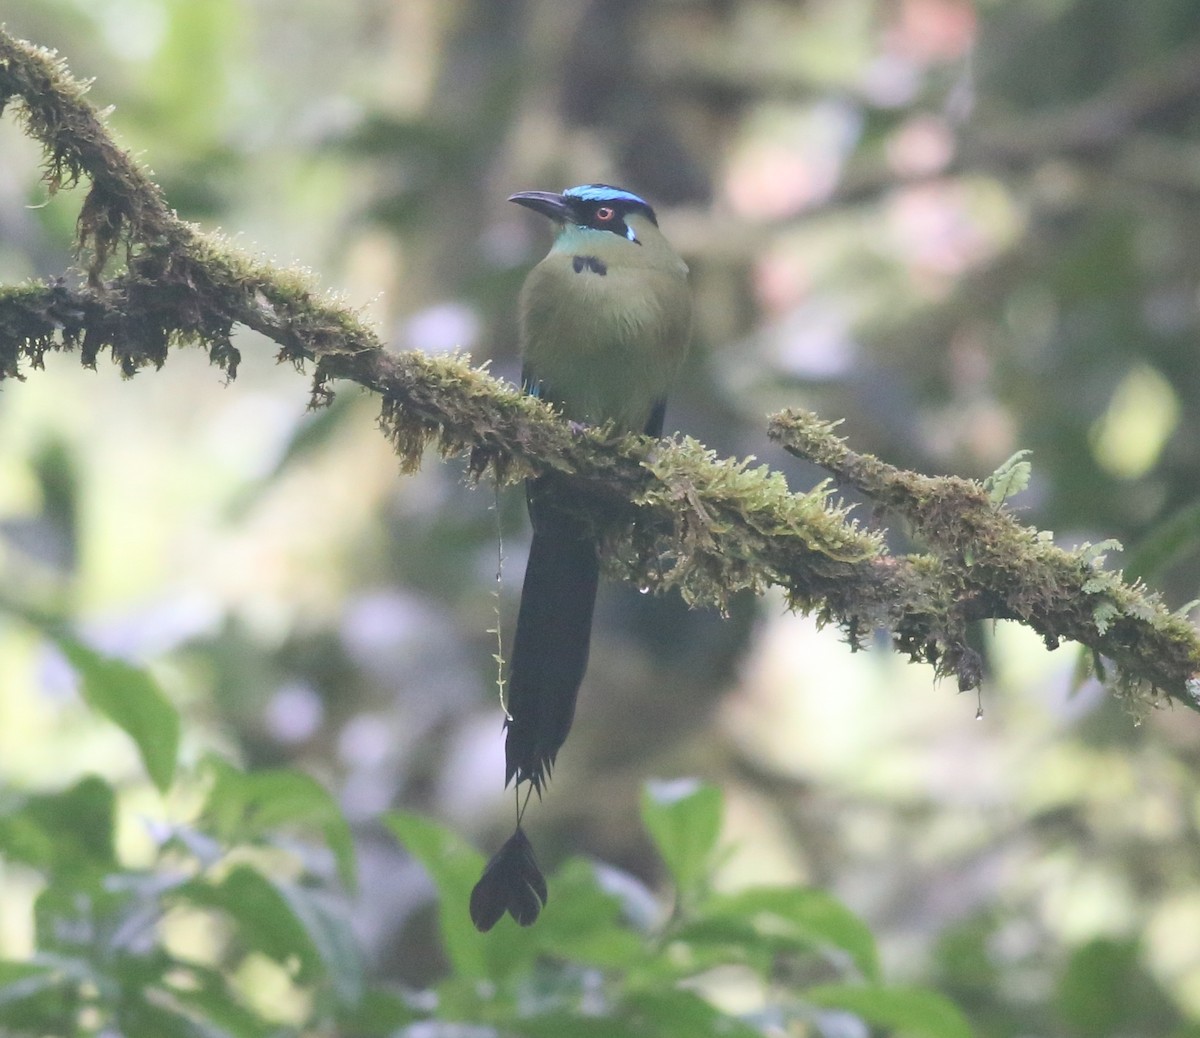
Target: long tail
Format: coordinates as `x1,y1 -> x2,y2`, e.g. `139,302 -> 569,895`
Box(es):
469,824 -> 547,931
503,476 -> 599,793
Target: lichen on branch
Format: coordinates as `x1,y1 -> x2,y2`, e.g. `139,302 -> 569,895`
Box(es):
770,411 -> 1200,706
1,27 -> 1198,709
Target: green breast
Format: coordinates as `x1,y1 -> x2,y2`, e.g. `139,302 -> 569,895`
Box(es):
519,249 -> 691,432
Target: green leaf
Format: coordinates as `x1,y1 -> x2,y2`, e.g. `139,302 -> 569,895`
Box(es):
383,811 -> 489,980
640,780 -> 722,896
0,775 -> 117,873
1056,937 -> 1178,1038
1078,538 -> 1123,566
34,886 -> 112,954
533,859 -> 644,967
983,450 -> 1032,505
516,990 -> 763,1038
1092,600 -> 1120,635
166,963 -> 275,1038
1082,575 -> 1114,594
0,959 -> 58,1001
513,1014 -> 648,1038
695,887 -> 881,983
114,988 -> 241,1038
806,984 -> 972,1038
1174,598 -> 1200,620
270,878 -> 363,1008
52,633 -> 180,793
0,959 -> 78,1033
1121,498 -> 1200,583
335,984 -> 423,1034
183,864 -> 363,1007
202,757 -> 356,892
622,989 -> 763,1038
590,861 -> 661,931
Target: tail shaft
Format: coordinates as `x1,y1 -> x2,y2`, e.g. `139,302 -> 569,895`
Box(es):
504,477 -> 599,791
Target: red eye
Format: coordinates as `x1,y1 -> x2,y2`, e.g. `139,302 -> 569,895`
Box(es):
595,206 -> 615,222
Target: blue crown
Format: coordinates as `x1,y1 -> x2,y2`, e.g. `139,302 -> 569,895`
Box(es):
563,184 -> 650,207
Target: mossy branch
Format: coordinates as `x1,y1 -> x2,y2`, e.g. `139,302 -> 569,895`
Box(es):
1,29 -> 1198,710
771,412 -> 1200,707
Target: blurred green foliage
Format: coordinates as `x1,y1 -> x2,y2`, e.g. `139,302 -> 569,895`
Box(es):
0,658 -> 967,1036
4,0 -> 1200,1035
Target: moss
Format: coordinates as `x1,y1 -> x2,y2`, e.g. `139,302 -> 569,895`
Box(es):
770,409 -> 1200,708
2,25 -> 1198,710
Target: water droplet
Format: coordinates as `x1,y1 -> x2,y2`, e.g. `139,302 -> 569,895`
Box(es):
975,706 -> 984,720
639,586 -> 651,595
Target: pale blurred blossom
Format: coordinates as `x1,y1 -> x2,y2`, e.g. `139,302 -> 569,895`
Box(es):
294,95 -> 365,145
340,589 -> 439,674
886,115 -> 956,178
86,594 -> 223,660
263,681 -> 324,744
35,645 -> 78,703
886,0 -> 977,64
753,250 -> 812,316
480,218 -> 535,268
337,712 -> 394,770
726,103 -> 861,221
727,143 -> 830,220
35,594 -> 220,705
768,304 -> 858,381
433,714 -> 507,825
341,765 -> 396,819
860,53 -> 921,108
402,302 -> 481,354
886,181 -> 991,276
97,0 -> 167,61
204,391 -> 305,479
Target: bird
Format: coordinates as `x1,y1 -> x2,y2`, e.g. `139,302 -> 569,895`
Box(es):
469,183 -> 692,931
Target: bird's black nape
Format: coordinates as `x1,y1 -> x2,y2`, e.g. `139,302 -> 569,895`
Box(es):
469,825 -> 548,931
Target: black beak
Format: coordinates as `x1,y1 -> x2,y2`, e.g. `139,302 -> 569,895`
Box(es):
509,190 -> 575,223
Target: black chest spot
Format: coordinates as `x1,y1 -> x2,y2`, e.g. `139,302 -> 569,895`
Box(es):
571,255 -> 607,276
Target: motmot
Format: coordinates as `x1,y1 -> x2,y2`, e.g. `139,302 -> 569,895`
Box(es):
470,184 -> 692,931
